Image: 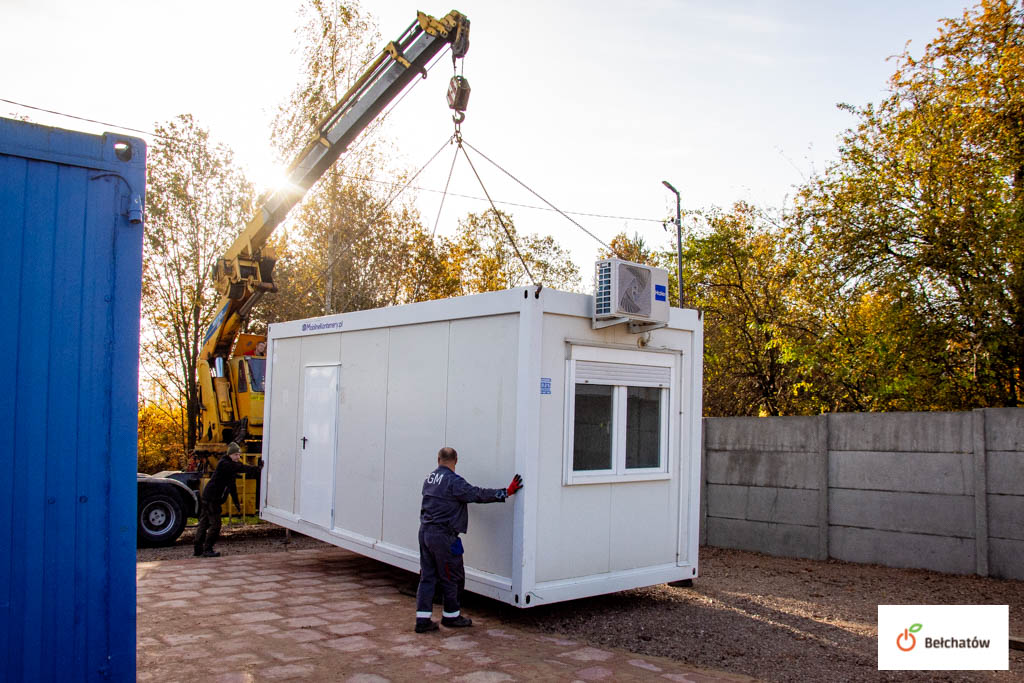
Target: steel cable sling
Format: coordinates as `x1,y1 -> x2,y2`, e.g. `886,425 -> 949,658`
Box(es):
298,133 -> 456,304
454,132 -> 536,285
459,139 -> 615,255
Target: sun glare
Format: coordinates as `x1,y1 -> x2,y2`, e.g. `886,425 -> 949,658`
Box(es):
247,157 -> 296,197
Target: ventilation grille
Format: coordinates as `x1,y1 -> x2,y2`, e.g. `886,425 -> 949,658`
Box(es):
595,260 -> 613,316
617,264 -> 652,317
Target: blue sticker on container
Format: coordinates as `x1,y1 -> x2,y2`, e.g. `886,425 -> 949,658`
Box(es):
654,284 -> 667,302
540,377 -> 552,394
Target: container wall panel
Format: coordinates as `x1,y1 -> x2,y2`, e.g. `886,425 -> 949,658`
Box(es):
609,480 -> 675,571
335,329 -> 389,541
266,336 -> 303,513
1,119 -> 144,682
381,323 -> 450,551
443,315 -> 519,579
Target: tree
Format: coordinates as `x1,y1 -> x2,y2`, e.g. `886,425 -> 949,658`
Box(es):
673,205 -> 808,416
793,0 -> 1024,407
779,239 -> 954,413
256,0 -> 432,322
439,209 -> 581,295
137,399 -> 187,473
141,114 -> 254,451
254,2 -> 582,323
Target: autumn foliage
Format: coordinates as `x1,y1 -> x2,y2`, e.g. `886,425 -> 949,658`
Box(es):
633,1 -> 1024,415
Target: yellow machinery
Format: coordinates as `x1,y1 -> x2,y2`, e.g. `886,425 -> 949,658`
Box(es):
138,9 -> 471,543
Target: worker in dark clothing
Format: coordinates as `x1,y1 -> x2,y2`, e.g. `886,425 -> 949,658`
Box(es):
194,442 -> 263,558
415,446 -> 523,633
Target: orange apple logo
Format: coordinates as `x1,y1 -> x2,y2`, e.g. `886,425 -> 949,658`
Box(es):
897,623 -> 923,652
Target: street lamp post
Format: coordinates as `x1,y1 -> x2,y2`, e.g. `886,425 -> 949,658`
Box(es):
662,180 -> 684,308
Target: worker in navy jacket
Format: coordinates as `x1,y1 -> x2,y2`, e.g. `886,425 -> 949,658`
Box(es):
415,446 -> 523,633
194,442 -> 262,558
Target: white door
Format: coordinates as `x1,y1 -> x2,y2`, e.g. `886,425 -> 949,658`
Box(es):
299,365 -> 339,528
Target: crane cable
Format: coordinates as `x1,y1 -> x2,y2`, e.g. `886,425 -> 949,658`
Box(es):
460,139 -> 616,255
410,139 -> 461,301
455,134 -> 536,285
298,133 -> 455,307
294,130 -> 624,306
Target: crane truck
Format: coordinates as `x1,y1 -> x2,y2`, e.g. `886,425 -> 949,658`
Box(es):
137,9 -> 471,545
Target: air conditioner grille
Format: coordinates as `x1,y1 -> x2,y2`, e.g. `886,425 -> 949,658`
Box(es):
595,261 -> 613,316
617,264 -> 652,317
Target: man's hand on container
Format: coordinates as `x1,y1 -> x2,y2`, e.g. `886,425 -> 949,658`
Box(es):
506,474 -> 524,497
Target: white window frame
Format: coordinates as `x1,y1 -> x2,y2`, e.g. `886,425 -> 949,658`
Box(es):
563,345 -> 676,485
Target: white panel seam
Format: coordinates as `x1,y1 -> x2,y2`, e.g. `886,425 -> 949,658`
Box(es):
380,327 -> 391,544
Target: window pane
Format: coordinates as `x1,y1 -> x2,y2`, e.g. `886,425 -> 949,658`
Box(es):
247,358 -> 266,392
573,384 -> 613,471
236,361 -> 248,393
625,386 -> 661,469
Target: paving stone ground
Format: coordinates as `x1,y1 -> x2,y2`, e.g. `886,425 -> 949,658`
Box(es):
137,547 -> 749,682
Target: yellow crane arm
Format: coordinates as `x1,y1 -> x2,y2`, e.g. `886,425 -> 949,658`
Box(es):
199,9 -> 470,363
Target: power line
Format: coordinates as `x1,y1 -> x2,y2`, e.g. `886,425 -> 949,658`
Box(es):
3,96 -> 667,225
1,97 -> 174,139
461,139 -> 615,253
336,172 -> 664,224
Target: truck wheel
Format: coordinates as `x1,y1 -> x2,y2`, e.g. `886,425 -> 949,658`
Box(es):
138,492 -> 185,546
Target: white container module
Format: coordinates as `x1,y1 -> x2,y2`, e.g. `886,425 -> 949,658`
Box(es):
260,286 -> 703,607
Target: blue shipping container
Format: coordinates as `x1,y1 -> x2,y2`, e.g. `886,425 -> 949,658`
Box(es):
0,118 -> 145,682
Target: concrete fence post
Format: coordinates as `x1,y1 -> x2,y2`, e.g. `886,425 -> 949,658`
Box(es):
972,409 -> 989,577
817,413 -> 830,561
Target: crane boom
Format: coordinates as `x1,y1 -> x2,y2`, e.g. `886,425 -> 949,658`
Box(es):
195,9 -> 470,460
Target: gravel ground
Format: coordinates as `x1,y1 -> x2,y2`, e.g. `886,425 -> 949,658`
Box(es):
501,548 -> 1024,682
138,527 -> 1022,681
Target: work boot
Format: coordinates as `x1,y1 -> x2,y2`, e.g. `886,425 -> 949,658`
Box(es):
201,550 -> 221,558
414,619 -> 439,633
441,615 -> 472,628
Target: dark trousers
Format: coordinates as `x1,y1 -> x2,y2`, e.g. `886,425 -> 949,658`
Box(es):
416,526 -> 464,618
194,499 -> 222,553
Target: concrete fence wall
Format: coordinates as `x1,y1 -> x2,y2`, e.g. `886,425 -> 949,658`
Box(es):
701,408 -> 1024,580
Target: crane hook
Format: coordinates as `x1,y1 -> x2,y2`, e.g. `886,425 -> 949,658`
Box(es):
447,75 -> 470,129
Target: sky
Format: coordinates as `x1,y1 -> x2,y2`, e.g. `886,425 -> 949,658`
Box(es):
1,0 -> 973,278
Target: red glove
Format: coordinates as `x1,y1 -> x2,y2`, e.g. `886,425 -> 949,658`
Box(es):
506,474 -> 524,496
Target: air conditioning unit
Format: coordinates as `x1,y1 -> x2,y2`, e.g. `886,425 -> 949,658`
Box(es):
593,258 -> 670,326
